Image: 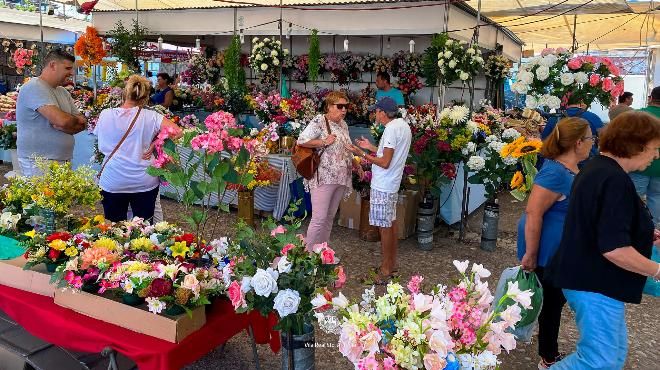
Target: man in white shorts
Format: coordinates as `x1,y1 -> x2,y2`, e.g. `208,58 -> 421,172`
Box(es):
347,97 -> 411,283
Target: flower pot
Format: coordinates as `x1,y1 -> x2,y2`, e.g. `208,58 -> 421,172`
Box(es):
281,324 -> 315,370
280,136 -> 296,155
122,293 -> 145,306
359,196 -> 380,242
238,190 -> 255,227
165,304 -> 186,316
480,201 -> 500,252
416,193 -> 436,251
44,261 -> 58,273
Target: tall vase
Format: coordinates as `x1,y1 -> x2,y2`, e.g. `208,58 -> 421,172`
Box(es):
238,190 -> 255,227
480,200 -> 500,252
359,195 -> 380,242
281,323 -> 315,370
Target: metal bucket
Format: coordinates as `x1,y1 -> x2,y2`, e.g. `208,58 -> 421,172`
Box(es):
281,324 -> 315,370
416,195 -> 436,251
480,201 -> 500,252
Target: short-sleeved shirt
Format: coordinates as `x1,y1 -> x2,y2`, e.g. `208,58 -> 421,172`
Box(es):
517,159 -> 575,267
634,106 -> 660,177
376,88 -> 405,106
16,77 -> 80,160
94,107 -> 163,193
546,155 -> 654,304
296,114 -> 353,192
542,108 -> 604,157
371,118 -> 412,194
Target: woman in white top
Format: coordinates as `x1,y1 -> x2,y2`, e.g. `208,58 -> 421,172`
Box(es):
94,75 -> 181,222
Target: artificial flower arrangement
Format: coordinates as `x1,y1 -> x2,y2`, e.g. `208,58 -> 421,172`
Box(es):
500,136 -> 542,201
484,54 -> 511,84
291,54 -> 310,83
11,47 -> 37,74
228,158 -> 281,192
179,114 -> 201,128
316,260 -> 535,370
225,219 -> 344,335
352,156 -> 372,198
249,37 -> 289,88
74,26 -> 107,70
435,34 -> 484,85
391,51 -> 425,99
466,128 -> 522,201
181,53 -> 220,86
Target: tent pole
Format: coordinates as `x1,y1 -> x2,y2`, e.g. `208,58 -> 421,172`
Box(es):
571,14 -> 577,53
234,8 -> 237,36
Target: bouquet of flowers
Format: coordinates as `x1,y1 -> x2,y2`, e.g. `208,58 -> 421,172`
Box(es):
391,51 -> 422,77
484,55 -> 511,84
337,53 -> 363,85
179,114 -> 200,128
249,37 -> 289,88
397,73 -> 425,99
226,220 -> 343,335
228,158 -> 280,191
291,55 -> 310,83
323,54 -> 347,84
251,92 -> 286,126
466,128 -> 522,201
317,260 -> 535,370
181,53 -> 218,86
500,136 -> 542,201
435,35 -> 484,85
191,86 -> 225,111
12,48 -> 36,74
352,156 -> 372,198
84,86 -> 124,132
173,86 -> 195,107
0,121 -> 17,150
372,56 -> 392,74
348,86 -> 376,126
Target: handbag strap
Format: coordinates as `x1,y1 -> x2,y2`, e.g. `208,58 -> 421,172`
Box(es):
98,107 -> 142,179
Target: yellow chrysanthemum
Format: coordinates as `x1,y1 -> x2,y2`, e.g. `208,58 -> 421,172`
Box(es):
94,237 -> 119,250
510,171 -> 524,189
170,241 -> 190,258
64,246 -> 78,257
511,139 -> 543,158
130,237 -> 154,252
49,239 -> 67,251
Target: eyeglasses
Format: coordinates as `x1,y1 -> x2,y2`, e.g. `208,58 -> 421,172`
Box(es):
333,103 -> 349,110
582,136 -> 598,144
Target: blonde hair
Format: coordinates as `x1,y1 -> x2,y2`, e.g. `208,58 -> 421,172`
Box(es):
123,75 -> 150,106
540,117 -> 590,159
323,91 -> 349,113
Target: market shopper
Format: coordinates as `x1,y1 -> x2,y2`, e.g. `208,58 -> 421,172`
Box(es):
541,100 -> 604,157
375,72 -> 405,106
516,117 -> 593,369
630,86 -> 660,224
346,97 -> 412,283
547,111 -> 660,370
15,49 -> 86,176
297,91 -> 354,247
95,75 -> 181,222
608,91 -> 634,120
150,73 -> 174,108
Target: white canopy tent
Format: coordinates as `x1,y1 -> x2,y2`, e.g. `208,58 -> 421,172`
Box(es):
0,7 -> 89,44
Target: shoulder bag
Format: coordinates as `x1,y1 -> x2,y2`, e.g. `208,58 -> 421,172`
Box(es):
292,116 -> 332,180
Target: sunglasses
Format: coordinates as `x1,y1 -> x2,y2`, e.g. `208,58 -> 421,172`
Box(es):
333,103 -> 349,110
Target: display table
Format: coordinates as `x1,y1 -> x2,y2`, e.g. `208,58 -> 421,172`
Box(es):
438,162 -> 487,225
160,149 -> 300,220
0,284 -> 280,370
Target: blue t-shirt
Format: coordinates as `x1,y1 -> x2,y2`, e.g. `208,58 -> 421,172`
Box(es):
517,159 -> 576,267
541,108 -> 604,157
150,87 -> 172,106
376,88 -> 405,106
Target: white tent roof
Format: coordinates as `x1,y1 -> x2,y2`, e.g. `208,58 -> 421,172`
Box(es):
93,0 -> 406,11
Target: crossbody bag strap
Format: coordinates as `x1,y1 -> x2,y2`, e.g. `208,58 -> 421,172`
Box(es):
97,106 -> 142,179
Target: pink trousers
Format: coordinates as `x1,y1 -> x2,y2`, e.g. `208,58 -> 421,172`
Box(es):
305,184 -> 347,247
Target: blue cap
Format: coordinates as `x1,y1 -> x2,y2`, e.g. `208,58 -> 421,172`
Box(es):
368,97 -> 398,114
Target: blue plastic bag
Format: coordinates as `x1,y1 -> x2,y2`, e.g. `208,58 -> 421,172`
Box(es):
643,246 -> 659,297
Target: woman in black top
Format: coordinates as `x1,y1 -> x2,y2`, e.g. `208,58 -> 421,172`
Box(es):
547,111 -> 660,370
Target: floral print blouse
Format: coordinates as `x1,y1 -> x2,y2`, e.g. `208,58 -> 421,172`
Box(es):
297,114 -> 353,192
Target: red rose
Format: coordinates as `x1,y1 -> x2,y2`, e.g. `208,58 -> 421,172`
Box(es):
48,248 -> 62,261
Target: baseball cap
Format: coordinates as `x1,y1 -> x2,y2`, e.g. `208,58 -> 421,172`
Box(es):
368,97 -> 399,114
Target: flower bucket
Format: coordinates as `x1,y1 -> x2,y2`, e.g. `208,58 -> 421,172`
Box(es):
359,196 -> 380,242
238,191 -> 255,227
480,201 -> 500,252
416,193 -> 436,251
44,261 -> 58,273
281,324 -> 315,370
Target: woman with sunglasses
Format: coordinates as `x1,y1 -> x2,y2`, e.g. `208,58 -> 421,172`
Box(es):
297,91 -> 356,247
516,117 -> 593,369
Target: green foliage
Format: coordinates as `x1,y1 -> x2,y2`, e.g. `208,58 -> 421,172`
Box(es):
224,35 -> 246,93
108,20 -> 148,73
0,123 -> 17,150
308,29 -> 320,85
421,33 -> 446,87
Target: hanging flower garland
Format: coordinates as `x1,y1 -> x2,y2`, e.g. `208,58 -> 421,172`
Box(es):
484,54 -> 511,84
74,26 -> 107,69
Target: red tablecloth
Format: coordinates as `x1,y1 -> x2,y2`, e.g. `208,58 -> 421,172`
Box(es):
0,285 -> 280,370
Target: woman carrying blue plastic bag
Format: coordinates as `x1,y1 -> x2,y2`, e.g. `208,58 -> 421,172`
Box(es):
547,111 -> 660,370
516,117 -> 593,369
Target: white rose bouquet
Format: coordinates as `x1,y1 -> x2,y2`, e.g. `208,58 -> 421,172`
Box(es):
249,37 -> 289,88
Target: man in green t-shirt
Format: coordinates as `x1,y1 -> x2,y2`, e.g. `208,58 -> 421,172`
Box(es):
630,86 -> 660,224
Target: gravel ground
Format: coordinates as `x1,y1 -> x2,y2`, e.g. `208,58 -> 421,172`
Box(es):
2,163 -> 656,369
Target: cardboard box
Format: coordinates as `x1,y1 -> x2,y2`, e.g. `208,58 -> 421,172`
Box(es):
337,191 -> 362,230
397,190 -> 421,240
0,258 -> 55,297
54,289 -> 206,343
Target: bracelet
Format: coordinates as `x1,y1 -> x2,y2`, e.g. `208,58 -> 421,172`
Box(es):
654,263 -> 660,282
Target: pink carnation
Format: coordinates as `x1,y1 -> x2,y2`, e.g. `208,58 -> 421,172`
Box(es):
407,275 -> 424,294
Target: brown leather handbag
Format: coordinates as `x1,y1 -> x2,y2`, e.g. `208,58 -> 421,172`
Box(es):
292,116 -> 332,180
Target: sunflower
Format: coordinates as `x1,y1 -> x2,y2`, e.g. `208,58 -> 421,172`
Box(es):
500,137 -> 524,158
511,139 -> 543,158
510,171 -> 524,189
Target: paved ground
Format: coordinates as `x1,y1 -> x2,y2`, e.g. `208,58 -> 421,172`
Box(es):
1,163 -> 657,369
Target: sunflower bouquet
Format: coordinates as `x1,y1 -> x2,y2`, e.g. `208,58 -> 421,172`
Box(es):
500,136 -> 543,201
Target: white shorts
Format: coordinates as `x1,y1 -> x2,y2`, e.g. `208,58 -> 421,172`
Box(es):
369,188 -> 398,228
